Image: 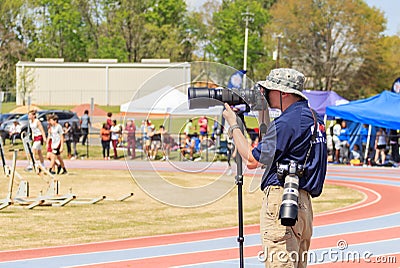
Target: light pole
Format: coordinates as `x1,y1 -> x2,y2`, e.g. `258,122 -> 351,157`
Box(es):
242,7 -> 254,90
275,33 -> 284,68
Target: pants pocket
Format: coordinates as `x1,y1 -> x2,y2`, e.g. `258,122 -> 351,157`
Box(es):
261,189 -> 292,243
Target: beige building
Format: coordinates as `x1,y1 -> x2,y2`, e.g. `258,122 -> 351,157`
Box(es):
15,59 -> 191,106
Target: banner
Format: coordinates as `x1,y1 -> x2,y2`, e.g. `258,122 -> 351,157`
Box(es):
227,70 -> 246,89
391,77 -> 400,94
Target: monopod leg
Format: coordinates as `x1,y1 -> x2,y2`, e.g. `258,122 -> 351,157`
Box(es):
235,118 -> 245,268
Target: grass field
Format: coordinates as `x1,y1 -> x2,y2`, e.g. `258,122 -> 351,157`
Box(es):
0,165 -> 364,251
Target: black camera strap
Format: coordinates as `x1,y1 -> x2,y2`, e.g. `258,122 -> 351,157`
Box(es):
303,108 -> 318,167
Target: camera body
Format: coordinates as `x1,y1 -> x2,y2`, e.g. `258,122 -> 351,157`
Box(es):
277,160 -> 304,226
188,84 -> 266,111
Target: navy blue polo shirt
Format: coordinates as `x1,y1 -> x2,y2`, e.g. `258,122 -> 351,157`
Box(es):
252,100 -> 327,197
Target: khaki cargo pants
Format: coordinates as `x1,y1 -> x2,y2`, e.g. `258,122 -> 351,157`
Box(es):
260,186 -> 313,268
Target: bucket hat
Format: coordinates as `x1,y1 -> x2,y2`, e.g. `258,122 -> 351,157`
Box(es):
258,68 -> 307,100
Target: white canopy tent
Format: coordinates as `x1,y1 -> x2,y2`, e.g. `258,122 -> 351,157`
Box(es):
120,85 -> 223,116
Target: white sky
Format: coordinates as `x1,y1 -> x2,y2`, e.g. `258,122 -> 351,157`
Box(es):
186,0 -> 400,36
364,0 -> 400,35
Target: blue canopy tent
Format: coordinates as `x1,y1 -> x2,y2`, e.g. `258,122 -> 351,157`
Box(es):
326,91 -> 400,162
326,91 -> 400,130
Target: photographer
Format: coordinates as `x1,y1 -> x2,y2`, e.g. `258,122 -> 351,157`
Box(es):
223,68 -> 327,267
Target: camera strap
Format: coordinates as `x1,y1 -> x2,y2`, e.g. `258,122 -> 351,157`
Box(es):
303,109 -> 318,167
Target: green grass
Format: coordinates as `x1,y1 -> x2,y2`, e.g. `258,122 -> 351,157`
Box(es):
0,102 -> 18,113
98,105 -> 121,114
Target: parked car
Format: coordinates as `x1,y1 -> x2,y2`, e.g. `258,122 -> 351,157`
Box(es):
0,110 -> 80,144
0,113 -> 24,125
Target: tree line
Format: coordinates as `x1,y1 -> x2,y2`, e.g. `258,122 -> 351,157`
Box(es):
1,0 -> 399,100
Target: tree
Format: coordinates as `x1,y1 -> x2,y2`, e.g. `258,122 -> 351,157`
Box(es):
351,35 -> 400,98
27,0 -> 88,61
0,0 -> 27,92
184,0 -> 221,61
266,0 -> 386,96
208,0 -> 271,79
17,67 -> 35,106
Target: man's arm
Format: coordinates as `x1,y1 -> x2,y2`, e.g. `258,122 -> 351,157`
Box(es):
222,103 -> 261,169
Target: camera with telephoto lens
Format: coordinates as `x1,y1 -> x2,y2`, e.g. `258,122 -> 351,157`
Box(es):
188,83 -> 266,111
277,160 -> 304,226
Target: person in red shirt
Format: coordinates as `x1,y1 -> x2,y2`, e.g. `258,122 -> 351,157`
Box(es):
198,116 -> 208,143
124,119 -> 136,159
100,123 -> 111,160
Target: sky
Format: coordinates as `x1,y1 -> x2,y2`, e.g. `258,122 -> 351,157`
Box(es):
186,0 -> 400,36
364,0 -> 400,36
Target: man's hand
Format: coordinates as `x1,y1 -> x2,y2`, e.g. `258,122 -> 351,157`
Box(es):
222,103 -> 237,126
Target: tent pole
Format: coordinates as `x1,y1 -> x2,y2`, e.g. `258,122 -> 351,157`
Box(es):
364,125 -> 372,165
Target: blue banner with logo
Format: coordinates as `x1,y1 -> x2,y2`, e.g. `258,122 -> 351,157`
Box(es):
391,77 -> 400,94
227,70 -> 246,89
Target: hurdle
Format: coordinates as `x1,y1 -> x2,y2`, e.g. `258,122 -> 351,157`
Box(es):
0,149 -> 17,210
0,138 -> 76,209
19,134 -> 133,206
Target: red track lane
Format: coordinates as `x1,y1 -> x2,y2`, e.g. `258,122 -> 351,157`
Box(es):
72,247 -> 263,268
314,180 -> 399,226
315,181 -> 379,216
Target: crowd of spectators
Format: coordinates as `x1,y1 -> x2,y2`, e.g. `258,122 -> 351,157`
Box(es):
13,109 -> 395,166
327,119 -> 399,167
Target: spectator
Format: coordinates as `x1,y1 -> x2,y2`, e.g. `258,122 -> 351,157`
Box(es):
48,114 -> 67,175
159,125 -> 171,161
80,110 -> 91,146
9,120 -> 21,145
332,120 -> 341,163
198,116 -> 208,142
180,134 -> 195,161
350,144 -> 363,166
338,121 -> 350,163
110,120 -> 121,159
374,128 -> 387,165
211,116 -> 219,139
389,129 -> 399,163
360,124 -> 369,160
71,121 -> 81,159
100,123 -> 111,160
63,122 -> 73,159
183,119 -> 194,136
28,109 -> 47,167
149,125 -> 161,160
125,119 -> 136,159
141,120 -> 153,159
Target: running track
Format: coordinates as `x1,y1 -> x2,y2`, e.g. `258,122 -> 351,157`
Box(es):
1,161 -> 400,267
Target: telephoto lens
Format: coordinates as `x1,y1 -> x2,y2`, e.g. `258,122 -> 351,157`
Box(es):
279,161 -> 300,226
